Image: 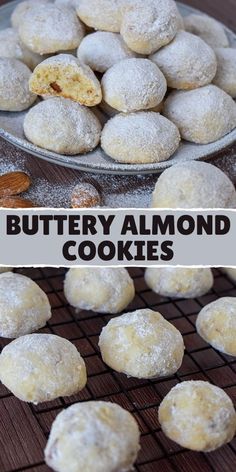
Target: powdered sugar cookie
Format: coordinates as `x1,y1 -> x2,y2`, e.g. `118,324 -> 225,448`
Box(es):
0,272 -> 51,338
152,161 -> 236,209
102,58 -> 167,112
196,297 -> 236,356
213,48 -> 236,98
77,32 -> 137,73
120,0 -> 182,55
18,4 -> 85,55
0,334 -> 87,403
0,58 -> 36,111
159,381 -> 236,452
99,99 -> 163,117
24,98 -> 101,155
45,402 -> 140,472
55,0 -> 76,7
29,54 -> 102,106
64,267 -> 135,314
0,28 -> 45,70
99,309 -> 184,379
101,112 -> 180,164
164,85 -> 236,144
76,0 -> 123,32
11,0 -> 50,30
184,14 -> 229,49
145,267 -> 214,299
150,31 -> 217,90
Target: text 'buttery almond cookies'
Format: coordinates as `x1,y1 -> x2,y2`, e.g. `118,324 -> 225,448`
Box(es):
29,54 -> 102,106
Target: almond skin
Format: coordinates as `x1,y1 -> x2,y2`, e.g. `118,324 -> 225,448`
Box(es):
0,172 -> 31,197
0,197 -> 37,208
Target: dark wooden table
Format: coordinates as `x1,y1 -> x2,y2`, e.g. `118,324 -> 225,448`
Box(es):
0,0 -> 236,207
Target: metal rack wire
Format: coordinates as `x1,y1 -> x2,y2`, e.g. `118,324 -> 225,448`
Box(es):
0,267 -> 236,472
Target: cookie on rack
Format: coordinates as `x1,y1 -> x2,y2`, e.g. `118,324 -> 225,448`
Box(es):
120,0 -> 183,54
99,308 -> 184,379
159,381 -> 236,451
151,161 -> 236,209
76,0 -> 123,32
213,48 -> 236,98
29,54 -> 102,106
196,297 -> 236,356
184,13 -> 229,48
163,85 -> 236,144
18,4 -> 85,55
0,28 -> 45,70
45,401 -> 140,472
145,267 -> 214,299
149,31 -> 217,90
77,32 -> 137,73
102,58 -> 167,112
64,267 -> 135,314
24,98 -> 102,155
101,112 -> 180,164
0,334 -> 87,403
0,58 -> 36,111
0,272 -> 51,338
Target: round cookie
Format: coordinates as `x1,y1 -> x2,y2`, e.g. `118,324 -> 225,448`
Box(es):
64,267 -> 135,314
99,309 -> 184,379
102,58 -> 167,112
0,334 -> 87,403
223,268 -> 236,283
159,381 -> 236,452
151,161 -> 236,209
11,0 -> 50,30
29,54 -> 102,106
196,297 -> 236,356
0,58 -> 36,111
23,98 -> 102,155
18,4 -> 85,55
77,32 -> 137,73
184,14 -> 229,49
120,0 -> 183,55
45,401 -> 140,472
0,28 -> 44,70
163,85 -> 236,144
145,267 -> 214,299
0,267 -> 12,274
76,0 -> 123,33
0,272 -> 51,338
150,31 -> 217,90
213,48 -> 236,98
101,112 -> 180,164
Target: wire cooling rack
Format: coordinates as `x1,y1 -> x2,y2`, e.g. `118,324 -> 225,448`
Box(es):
0,267 -> 236,472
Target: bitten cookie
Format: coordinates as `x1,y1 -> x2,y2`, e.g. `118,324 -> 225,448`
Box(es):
159,381 -> 236,452
196,297 -> 236,356
99,309 -> 184,379
0,58 -> 36,111
102,58 -> 167,112
163,85 -> 236,144
0,272 -> 51,338
45,401 -> 140,472
77,32 -> 137,73
76,0 -> 123,32
101,112 -> 180,164
24,98 -> 102,155
213,48 -> 236,98
184,14 -> 229,49
145,267 -> 214,299
0,334 -> 87,403
150,31 -> 217,90
151,161 -> 236,209
120,0 -> 182,55
18,4 -> 85,54
29,54 -> 102,106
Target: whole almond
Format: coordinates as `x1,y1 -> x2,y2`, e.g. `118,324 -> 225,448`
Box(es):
0,197 -> 37,208
0,172 -> 31,197
71,183 -> 101,208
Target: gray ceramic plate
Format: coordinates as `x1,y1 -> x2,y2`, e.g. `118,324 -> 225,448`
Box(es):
0,0 -> 236,175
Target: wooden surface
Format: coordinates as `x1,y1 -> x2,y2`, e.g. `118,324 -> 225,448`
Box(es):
0,267 -> 236,472
0,0 -> 236,207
